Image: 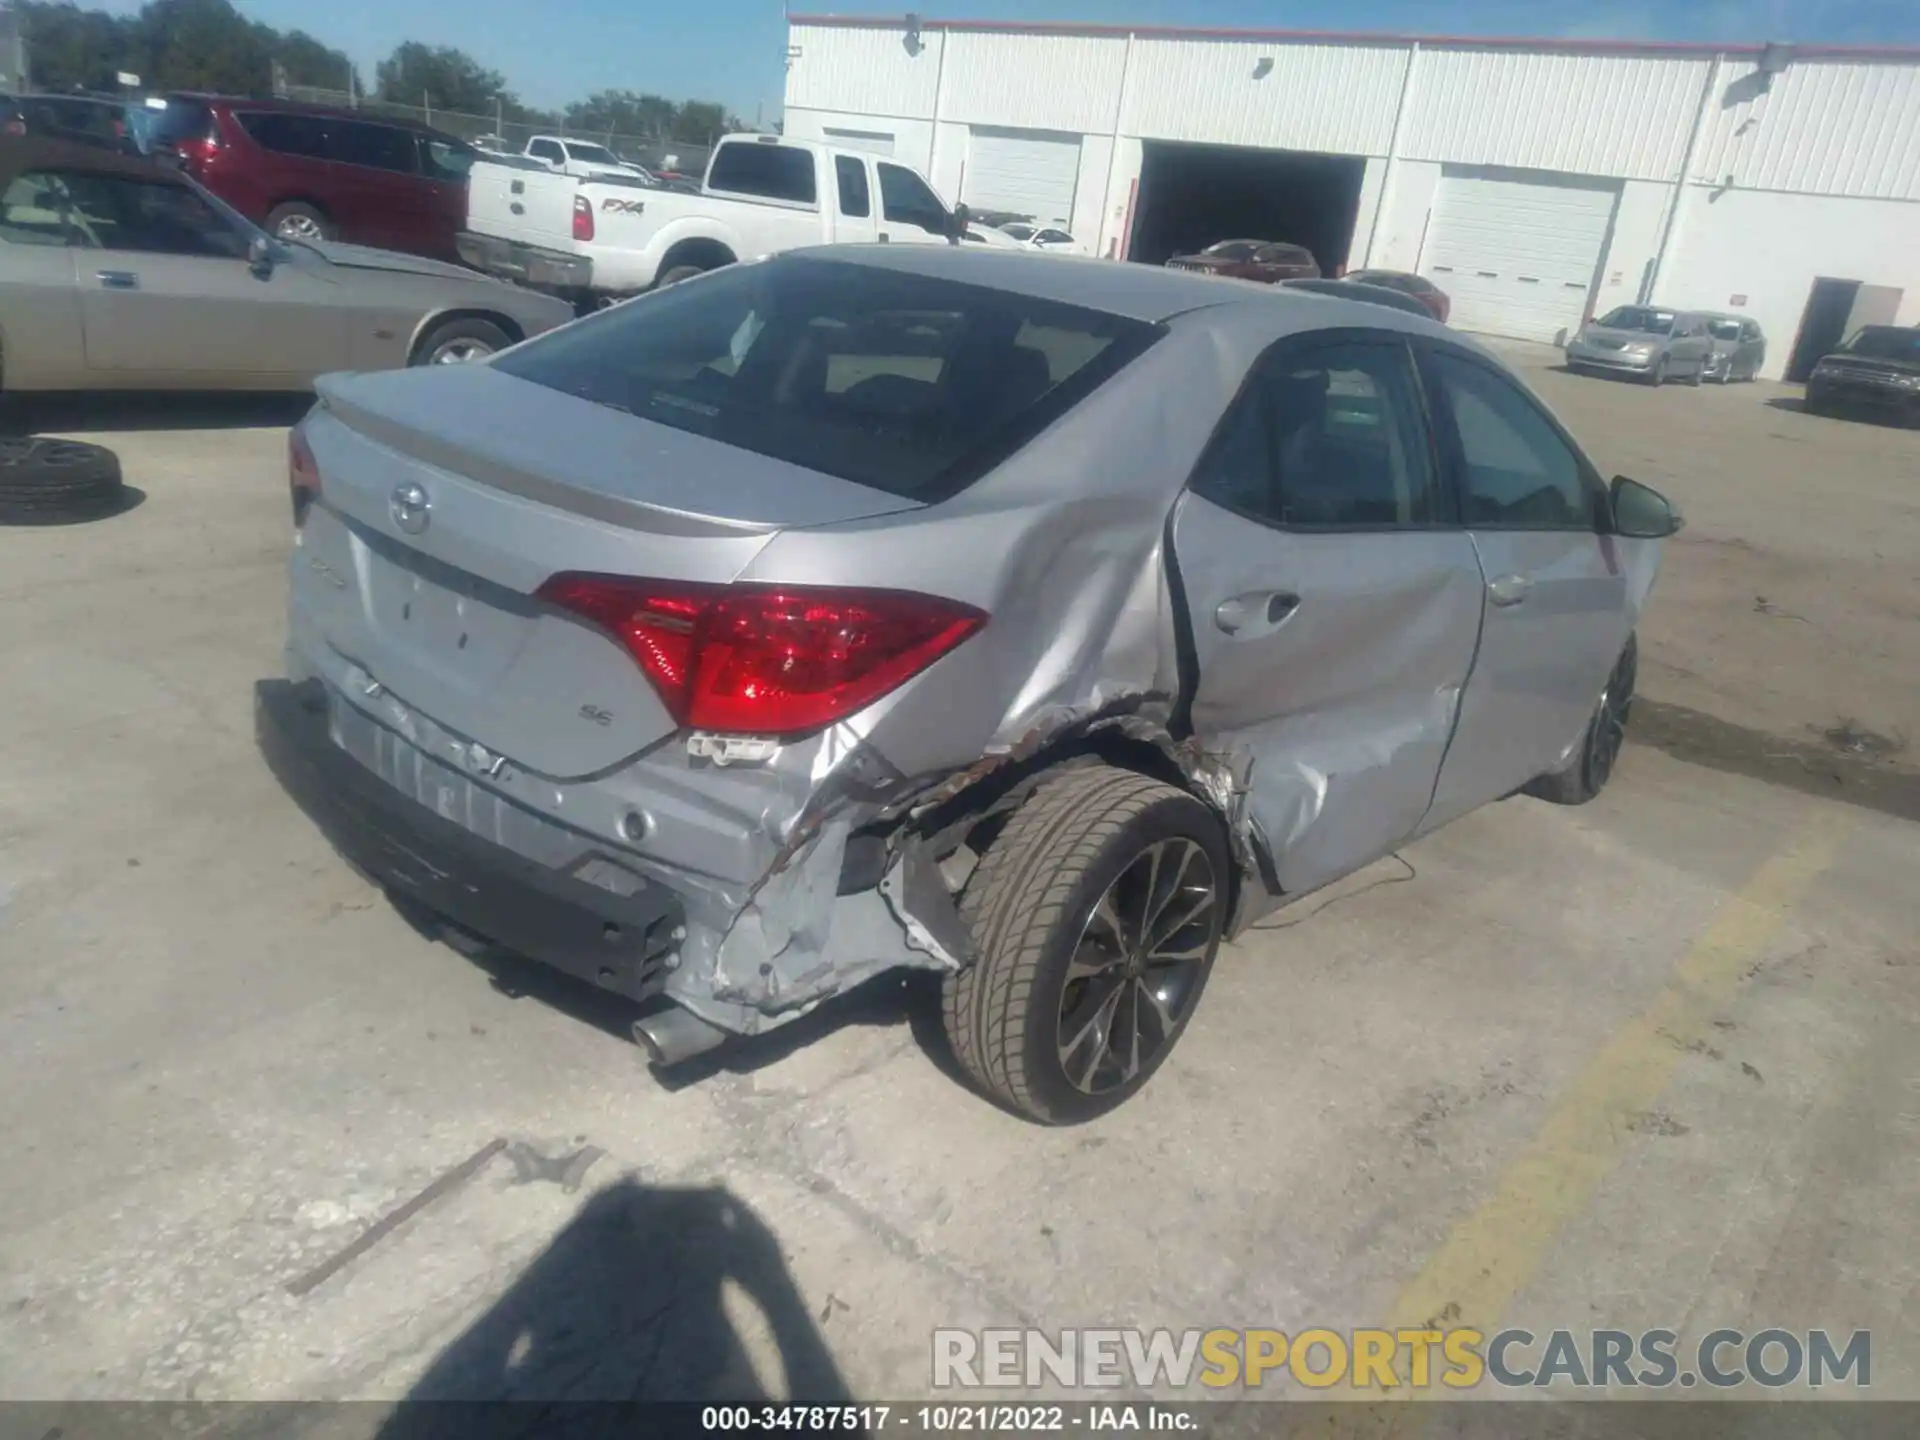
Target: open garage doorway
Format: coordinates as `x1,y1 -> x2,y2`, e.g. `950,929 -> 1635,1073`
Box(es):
1127,141 -> 1364,274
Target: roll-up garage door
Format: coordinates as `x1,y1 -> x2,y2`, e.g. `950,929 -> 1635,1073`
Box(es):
1421,167 -> 1619,344
963,127 -> 1081,228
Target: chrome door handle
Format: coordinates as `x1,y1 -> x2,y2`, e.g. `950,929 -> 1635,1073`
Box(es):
1487,573 -> 1533,607
96,270 -> 139,290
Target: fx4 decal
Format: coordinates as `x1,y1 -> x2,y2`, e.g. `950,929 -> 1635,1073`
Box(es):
600,198 -> 647,215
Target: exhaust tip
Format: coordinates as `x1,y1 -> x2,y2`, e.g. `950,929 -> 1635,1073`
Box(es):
632,1005 -> 730,1067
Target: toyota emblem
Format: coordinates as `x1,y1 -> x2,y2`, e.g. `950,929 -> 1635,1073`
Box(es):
390,481 -> 431,535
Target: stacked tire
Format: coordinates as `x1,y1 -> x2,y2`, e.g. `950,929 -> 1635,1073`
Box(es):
0,438 -> 126,525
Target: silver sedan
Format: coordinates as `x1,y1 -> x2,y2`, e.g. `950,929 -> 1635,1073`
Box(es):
1565,305 -> 1714,385
263,246 -> 1678,1123
0,138 -> 573,392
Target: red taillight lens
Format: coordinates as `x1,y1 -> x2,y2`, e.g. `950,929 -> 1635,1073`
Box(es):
572,195 -> 595,242
289,426 -> 321,527
536,575 -> 986,738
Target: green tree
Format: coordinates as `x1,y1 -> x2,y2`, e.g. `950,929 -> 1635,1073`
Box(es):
374,41 -> 514,115
672,99 -> 725,144
18,0 -> 353,97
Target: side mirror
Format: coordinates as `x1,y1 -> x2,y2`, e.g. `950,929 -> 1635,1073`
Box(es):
1611,475 -> 1683,539
247,235 -> 275,272
948,201 -> 971,244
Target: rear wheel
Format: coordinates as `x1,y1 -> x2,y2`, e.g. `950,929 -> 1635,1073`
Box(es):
1526,634 -> 1637,806
942,767 -> 1229,1125
267,201 -> 332,243
655,263 -> 712,288
412,317 -> 511,366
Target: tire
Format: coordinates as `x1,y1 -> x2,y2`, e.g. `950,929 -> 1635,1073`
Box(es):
1644,358 -> 1667,387
941,766 -> 1229,1124
411,317 -> 512,367
266,202 -> 333,243
1526,634 -> 1637,806
655,264 -> 711,288
1685,361 -> 1704,387
0,436 -> 124,525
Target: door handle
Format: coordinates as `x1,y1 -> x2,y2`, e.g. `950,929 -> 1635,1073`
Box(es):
1214,591 -> 1300,635
877,232 -> 890,243
1487,573 -> 1533,607
96,270 -> 139,290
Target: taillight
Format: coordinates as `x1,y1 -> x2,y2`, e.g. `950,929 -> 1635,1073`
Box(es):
572,195 -> 594,242
289,426 -> 321,528
2,119 -> 24,137
536,576 -> 986,738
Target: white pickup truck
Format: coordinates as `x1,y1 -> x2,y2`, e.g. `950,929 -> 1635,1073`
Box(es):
456,134 -> 971,305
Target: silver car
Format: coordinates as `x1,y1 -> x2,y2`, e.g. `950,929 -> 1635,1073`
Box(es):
1566,305 -> 1714,386
0,138 -> 573,392
1702,313 -> 1767,383
260,246 -> 1678,1123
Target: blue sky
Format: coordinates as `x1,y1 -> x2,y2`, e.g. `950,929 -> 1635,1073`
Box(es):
95,0 -> 1920,119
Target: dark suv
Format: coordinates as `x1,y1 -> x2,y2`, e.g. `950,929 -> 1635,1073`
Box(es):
150,96 -> 476,261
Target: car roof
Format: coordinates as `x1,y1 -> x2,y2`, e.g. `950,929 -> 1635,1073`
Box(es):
0,136 -> 184,189
168,93 -> 446,134
782,245 -> 1452,333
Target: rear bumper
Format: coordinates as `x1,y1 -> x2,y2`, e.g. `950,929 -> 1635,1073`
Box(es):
455,231 -> 594,292
256,679 -> 684,1003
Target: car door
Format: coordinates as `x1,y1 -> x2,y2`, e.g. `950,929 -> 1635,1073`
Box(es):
0,170 -> 88,386
1167,331 -> 1486,913
830,155 -> 878,245
62,169 -> 349,385
1420,344 -> 1631,828
1677,315 -> 1713,375
326,120 -> 428,253
874,161 -> 953,247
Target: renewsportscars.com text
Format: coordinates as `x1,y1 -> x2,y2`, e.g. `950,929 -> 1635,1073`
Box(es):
932,1327 -> 1871,1391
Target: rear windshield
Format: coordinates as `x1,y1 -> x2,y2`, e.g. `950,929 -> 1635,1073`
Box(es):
492,256 -> 1162,502
565,141 -> 619,164
1596,306 -> 1676,334
152,98 -> 215,147
1841,326 -> 1920,359
706,141 -> 816,204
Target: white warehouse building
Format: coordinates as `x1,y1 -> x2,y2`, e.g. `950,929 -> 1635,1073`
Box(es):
782,14 -> 1920,380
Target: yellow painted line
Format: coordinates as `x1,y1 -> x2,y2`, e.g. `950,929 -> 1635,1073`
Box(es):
1387,805 -> 1853,1343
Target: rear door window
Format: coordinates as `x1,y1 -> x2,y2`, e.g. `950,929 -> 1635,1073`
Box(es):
491,255 -> 1161,502
236,111 -> 331,159
834,155 -> 870,218
150,99 -> 216,150
707,142 -> 817,204
332,122 -> 419,174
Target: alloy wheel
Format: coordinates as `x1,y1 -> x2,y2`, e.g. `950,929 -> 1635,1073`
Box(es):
1056,837 -> 1219,1095
275,213 -> 323,242
429,338 -> 494,364
1586,646 -> 1636,790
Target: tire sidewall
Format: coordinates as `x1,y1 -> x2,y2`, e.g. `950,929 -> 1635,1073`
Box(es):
1015,790 -> 1230,1124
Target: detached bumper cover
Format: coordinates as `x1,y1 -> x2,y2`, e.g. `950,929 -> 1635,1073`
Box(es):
455,231 -> 593,290
256,679 -> 684,1002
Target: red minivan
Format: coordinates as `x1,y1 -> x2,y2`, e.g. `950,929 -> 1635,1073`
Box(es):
150,95 -> 477,262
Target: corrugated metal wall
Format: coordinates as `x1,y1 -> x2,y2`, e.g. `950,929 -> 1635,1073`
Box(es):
784,21 -> 1920,200
1400,49 -> 1711,179
1695,58 -> 1920,200
785,22 -> 943,119
939,31 -> 1129,133
1124,38 -> 1409,155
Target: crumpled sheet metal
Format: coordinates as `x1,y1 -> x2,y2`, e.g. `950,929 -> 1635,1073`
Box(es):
664,697 -> 1252,1040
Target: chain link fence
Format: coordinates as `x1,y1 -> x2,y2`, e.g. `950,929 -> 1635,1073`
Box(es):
277,84 -> 715,175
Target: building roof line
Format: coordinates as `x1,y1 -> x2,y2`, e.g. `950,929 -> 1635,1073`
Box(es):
785,13 -> 1920,63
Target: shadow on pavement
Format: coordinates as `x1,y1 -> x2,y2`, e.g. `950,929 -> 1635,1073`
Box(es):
2,391 -> 313,435
371,1178 -> 852,1436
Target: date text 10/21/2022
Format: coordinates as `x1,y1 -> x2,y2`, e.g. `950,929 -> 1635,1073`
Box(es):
698,1405 -> 1197,1432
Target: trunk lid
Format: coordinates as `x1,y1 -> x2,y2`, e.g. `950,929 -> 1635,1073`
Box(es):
296,365 -> 920,779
